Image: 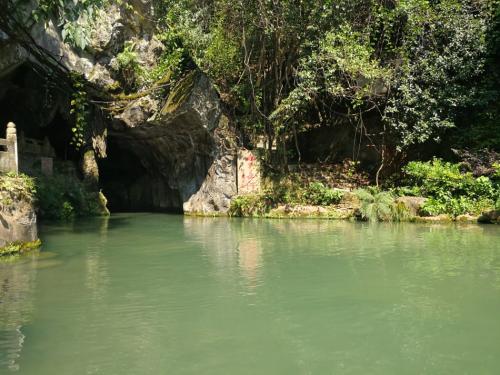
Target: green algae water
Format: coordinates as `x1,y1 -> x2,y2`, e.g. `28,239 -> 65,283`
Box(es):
1,214 -> 500,374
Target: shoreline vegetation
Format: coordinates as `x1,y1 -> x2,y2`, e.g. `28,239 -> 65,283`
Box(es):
224,158 -> 500,224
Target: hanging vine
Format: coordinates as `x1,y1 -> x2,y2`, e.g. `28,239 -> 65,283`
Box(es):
69,73 -> 88,150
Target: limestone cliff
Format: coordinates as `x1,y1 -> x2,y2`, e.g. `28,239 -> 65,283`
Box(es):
0,0 -> 238,215
0,175 -> 38,251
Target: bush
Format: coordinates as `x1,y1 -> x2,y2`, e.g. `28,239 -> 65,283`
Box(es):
36,174 -> 106,220
404,159 -> 496,199
421,196 -> 493,217
403,159 -> 498,216
0,173 -> 36,204
303,182 -> 344,206
116,42 -> 142,90
228,194 -> 273,217
355,188 -> 398,222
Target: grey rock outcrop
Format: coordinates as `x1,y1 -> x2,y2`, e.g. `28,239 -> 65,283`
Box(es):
0,183 -> 37,247
1,1 -> 239,215
101,71 -> 238,214
478,210 -> 500,224
395,196 -> 427,217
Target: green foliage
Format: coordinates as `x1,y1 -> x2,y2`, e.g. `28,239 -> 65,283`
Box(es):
355,188 -> 398,222
36,174 -> 106,220
228,194 -> 272,217
150,0 -> 498,167
403,159 -> 498,216
303,182 -> 344,206
204,25 -> 241,83
494,163 -> 500,180
0,173 -> 36,204
404,159 -> 497,200
382,0 -> 489,149
116,42 -> 142,89
33,0 -> 108,50
69,73 -> 88,150
421,196 -> 493,217
144,32 -> 187,85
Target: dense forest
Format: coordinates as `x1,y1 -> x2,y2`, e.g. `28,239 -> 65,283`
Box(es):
150,0 -> 500,166
10,0 -> 500,160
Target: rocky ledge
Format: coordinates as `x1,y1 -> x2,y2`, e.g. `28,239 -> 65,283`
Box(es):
0,174 -> 40,256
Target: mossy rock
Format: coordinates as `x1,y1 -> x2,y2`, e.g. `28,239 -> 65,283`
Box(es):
478,210 -> 500,224
414,214 -> 453,223
0,239 -> 41,258
160,70 -> 198,115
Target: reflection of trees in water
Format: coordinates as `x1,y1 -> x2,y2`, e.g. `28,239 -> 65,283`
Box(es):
183,218 -> 500,291
0,253 -> 39,371
85,216 -> 110,302
183,218 -> 500,371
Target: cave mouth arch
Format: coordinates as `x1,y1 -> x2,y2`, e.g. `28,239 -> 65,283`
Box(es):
98,136 -> 185,214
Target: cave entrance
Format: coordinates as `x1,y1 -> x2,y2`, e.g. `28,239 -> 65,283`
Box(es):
98,135 -> 184,213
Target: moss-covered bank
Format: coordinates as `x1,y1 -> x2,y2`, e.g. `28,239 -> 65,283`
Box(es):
0,239 -> 41,258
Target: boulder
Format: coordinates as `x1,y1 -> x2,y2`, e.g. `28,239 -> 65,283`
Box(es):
396,196 -> 427,216
456,214 -> 479,223
0,177 -> 38,248
414,214 -> 452,223
478,210 -> 500,224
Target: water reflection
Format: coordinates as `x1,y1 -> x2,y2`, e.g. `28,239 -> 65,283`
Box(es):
237,239 -> 263,291
183,217 -> 264,291
0,215 -> 499,374
0,253 -> 39,371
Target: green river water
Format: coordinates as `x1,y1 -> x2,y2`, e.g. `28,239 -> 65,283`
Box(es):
0,213 -> 500,374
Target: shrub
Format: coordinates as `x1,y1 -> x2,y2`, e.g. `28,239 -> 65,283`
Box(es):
420,196 -> 493,217
403,159 -> 498,216
355,188 -> 397,222
116,42 -> 142,90
303,182 -> 344,206
36,174 -> 106,220
228,194 -> 272,217
0,173 -> 36,204
404,159 -> 496,199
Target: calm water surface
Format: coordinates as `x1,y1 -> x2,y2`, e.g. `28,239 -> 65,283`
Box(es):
1,214 -> 500,374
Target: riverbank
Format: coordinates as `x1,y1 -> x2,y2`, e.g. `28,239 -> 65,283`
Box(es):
224,159 -> 500,224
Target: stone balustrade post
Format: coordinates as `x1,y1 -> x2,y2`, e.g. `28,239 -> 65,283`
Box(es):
6,122 -> 18,174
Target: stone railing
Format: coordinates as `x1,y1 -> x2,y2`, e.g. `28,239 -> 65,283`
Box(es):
0,122 -> 18,174
18,133 -> 55,176
0,122 -> 54,176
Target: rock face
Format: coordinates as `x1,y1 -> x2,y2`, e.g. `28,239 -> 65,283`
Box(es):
100,72 -> 238,214
478,210 -> 500,224
1,2 -> 240,215
0,182 -> 37,247
395,196 -> 427,217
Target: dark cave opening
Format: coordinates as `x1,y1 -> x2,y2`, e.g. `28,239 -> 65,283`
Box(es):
98,136 -> 184,213
0,64 -> 80,173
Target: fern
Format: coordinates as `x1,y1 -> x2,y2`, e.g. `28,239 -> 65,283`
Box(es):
355,188 -> 396,222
